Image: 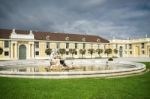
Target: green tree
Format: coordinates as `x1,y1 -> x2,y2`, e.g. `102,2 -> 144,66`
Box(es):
113,49 -> 118,57
79,49 -> 86,58
88,49 -> 95,58
69,49 -> 77,58
96,49 -> 103,58
45,48 -> 52,56
0,47 -> 3,55
105,48 -> 112,57
59,49 -> 66,56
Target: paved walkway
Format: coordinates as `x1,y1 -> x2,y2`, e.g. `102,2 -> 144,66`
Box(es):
114,57 -> 150,62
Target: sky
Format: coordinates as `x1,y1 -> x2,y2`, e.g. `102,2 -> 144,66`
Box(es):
0,0 -> 150,39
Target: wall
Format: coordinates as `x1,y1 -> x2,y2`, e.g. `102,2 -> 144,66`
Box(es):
0,38 -> 150,60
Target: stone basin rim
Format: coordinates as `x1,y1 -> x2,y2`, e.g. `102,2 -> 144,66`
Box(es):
0,61 -> 146,78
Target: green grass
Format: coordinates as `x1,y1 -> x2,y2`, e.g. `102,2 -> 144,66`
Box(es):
0,62 -> 150,99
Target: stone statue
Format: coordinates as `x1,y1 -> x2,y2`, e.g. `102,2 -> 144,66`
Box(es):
49,49 -> 67,71
48,49 -> 77,71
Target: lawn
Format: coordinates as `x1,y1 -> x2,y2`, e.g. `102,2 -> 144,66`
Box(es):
0,62 -> 150,99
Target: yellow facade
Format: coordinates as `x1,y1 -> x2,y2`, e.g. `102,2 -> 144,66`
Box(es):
110,38 -> 150,57
0,36 -> 150,60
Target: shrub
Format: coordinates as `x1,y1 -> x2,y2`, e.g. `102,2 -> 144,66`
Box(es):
105,49 -> 112,57
45,48 -> 52,55
79,49 -> 86,58
59,49 -> 66,56
108,57 -> 113,61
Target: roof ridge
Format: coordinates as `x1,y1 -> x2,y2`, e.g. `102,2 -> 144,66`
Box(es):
0,28 -> 101,37
0,28 -> 109,43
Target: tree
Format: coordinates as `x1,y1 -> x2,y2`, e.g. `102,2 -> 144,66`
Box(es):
113,49 -> 118,57
105,48 -> 112,57
69,49 -> 77,58
79,49 -> 86,58
96,49 -> 103,58
45,48 -> 52,56
0,47 -> 3,55
59,49 -> 66,56
88,49 -> 95,58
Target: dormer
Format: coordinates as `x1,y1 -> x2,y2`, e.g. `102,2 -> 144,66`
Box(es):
46,35 -> 50,40
97,39 -> 100,42
65,37 -> 69,41
82,37 -> 86,42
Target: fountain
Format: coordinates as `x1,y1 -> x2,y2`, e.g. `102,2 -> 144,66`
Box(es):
48,49 -> 77,71
49,49 -> 64,71
0,51 -> 146,78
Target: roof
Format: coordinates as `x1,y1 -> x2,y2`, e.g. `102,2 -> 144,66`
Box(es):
0,28 -> 109,43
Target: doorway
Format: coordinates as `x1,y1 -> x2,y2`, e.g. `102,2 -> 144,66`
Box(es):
19,45 -> 26,59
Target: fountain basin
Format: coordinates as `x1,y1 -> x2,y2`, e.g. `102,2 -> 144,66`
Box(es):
0,59 -> 146,79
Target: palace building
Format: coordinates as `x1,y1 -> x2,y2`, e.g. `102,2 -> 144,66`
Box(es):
0,28 -> 150,60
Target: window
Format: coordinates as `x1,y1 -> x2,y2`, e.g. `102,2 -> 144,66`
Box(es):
91,44 -> 93,48
46,42 -> 50,48
141,43 -> 144,49
98,44 -> 100,49
125,44 -> 127,49
66,43 -> 69,49
57,43 -> 60,49
66,51 -> 69,55
116,44 -> 118,49
104,45 -> 106,49
35,42 -> 39,48
75,43 -> 77,49
75,51 -> 77,55
4,51 -> 9,56
142,50 -> 145,54
4,41 -> 9,48
130,51 -> 132,54
83,43 -> 85,49
129,44 -> 132,49
35,51 -> 39,56
119,46 -> 123,51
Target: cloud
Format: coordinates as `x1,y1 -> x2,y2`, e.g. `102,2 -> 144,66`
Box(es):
53,20 -> 138,39
0,0 -> 150,39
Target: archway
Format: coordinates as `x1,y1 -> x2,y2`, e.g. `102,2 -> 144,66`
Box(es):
19,45 -> 26,59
